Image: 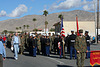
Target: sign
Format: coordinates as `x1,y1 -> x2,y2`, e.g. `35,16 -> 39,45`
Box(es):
90,50 -> 100,66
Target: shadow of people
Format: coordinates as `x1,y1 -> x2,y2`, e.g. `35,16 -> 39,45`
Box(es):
6,57 -> 14,59
57,65 -> 73,67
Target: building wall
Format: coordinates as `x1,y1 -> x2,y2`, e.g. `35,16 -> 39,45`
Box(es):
63,21 -> 95,37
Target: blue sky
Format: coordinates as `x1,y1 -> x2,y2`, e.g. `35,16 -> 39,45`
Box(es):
0,0 -> 97,21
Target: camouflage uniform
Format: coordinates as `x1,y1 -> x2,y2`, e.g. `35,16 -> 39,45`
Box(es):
37,37 -> 41,54
74,35 -> 87,67
49,36 -> 52,52
20,36 -> 25,54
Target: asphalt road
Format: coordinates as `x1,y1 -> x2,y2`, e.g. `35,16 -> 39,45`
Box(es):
3,44 -> 100,67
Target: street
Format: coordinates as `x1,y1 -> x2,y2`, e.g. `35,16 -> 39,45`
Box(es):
4,44 -> 100,67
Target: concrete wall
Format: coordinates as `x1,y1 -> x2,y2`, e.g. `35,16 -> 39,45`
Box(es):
63,21 -> 95,37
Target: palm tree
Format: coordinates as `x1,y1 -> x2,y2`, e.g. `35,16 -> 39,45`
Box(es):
45,21 -> 48,30
43,10 -> 48,33
3,30 -> 8,34
58,14 -> 63,21
19,27 -> 22,30
33,18 -> 37,29
23,25 -> 26,29
26,25 -> 29,29
16,27 -> 19,30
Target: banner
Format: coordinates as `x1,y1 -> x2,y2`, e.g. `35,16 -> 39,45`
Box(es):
90,50 -> 100,66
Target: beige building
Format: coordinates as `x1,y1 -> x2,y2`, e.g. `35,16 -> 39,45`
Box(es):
54,21 -> 95,37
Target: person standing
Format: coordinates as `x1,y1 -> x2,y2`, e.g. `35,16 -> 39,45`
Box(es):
33,35 -> 37,57
29,35 -> 33,56
74,29 -> 88,67
12,33 -> 20,60
37,35 -> 41,55
20,35 -> 25,55
0,38 -> 6,67
69,30 -> 77,59
45,35 -> 50,56
85,31 -> 90,59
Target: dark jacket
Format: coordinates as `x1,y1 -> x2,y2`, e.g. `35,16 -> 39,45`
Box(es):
69,34 -> 76,46
45,38 -> 50,46
33,38 -> 38,47
85,35 -> 90,46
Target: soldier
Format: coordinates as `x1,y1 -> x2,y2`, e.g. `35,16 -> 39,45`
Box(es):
85,31 -> 90,59
54,33 -> 60,55
45,35 -> 50,56
29,35 -> 33,56
33,35 -> 38,57
20,35 -> 25,55
69,30 -> 77,59
65,33 -> 70,54
74,29 -> 88,67
59,36 -> 65,58
7,34 -> 12,48
37,35 -> 41,55
49,33 -> 52,52
25,32 -> 29,50
51,33 -> 55,52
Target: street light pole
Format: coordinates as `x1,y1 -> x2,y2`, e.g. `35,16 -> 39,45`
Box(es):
97,0 -> 99,43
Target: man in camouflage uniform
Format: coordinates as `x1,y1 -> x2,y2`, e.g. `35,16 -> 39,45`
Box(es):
37,35 -> 41,55
74,29 -> 88,67
49,33 -> 52,52
20,35 -> 25,55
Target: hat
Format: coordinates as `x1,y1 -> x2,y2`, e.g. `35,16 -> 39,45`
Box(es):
58,33 -> 60,35
71,30 -> 74,32
46,34 -> 49,36
79,29 -> 83,33
33,34 -> 36,37
85,30 -> 89,33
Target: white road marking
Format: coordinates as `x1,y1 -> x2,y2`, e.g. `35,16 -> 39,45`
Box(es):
44,57 -> 65,64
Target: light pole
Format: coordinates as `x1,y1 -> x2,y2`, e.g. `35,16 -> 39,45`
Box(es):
97,0 -> 99,43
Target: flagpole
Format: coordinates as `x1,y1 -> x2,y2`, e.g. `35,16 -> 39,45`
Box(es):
76,15 -> 79,36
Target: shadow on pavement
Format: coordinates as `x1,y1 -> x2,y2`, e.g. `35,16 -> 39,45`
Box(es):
57,65 -> 73,67
6,57 -> 14,59
85,65 -> 100,67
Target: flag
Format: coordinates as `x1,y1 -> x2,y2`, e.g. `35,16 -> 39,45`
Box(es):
61,17 -> 65,37
90,50 -> 100,66
76,15 -> 80,36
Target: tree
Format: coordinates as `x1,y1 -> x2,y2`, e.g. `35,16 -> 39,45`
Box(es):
19,27 -> 21,29
2,30 -> 8,34
33,18 -> 37,29
45,21 -> 48,30
43,10 -> 48,33
33,28 -> 38,32
58,14 -> 63,21
23,25 -> 26,29
16,27 -> 19,30
26,25 -> 29,29
50,28 -> 55,32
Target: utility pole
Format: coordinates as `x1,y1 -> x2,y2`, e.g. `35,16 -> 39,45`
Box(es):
94,0 -> 97,44
97,0 -> 99,43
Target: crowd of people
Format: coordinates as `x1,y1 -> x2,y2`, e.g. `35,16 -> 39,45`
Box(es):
0,29 -> 96,67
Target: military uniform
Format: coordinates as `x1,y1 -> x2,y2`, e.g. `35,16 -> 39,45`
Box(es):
33,35 -> 38,57
74,30 -> 87,67
29,36 -> 33,56
69,32 -> 77,59
37,37 -> 41,54
45,36 -> 50,56
85,31 -> 90,58
20,36 -> 25,54
7,35 -> 12,48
